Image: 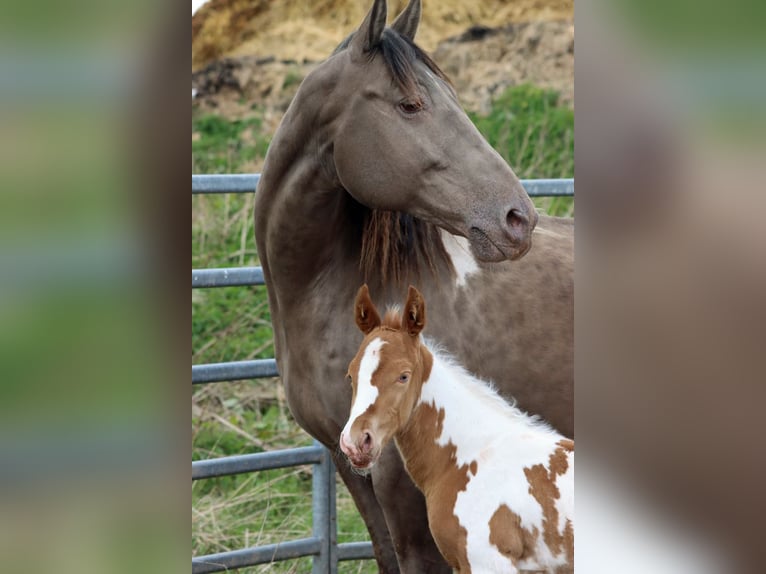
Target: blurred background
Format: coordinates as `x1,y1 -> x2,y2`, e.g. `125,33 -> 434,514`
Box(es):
0,1 -> 185,573
576,0 -> 766,571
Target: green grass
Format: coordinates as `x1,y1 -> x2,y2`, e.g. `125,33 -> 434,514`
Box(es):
192,113 -> 271,174
192,84 -> 573,572
470,84 -> 574,217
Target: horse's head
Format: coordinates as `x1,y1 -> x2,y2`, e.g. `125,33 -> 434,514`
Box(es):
340,284 -> 432,470
325,0 -> 538,261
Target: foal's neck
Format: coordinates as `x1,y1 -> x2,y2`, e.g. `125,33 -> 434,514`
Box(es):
395,346 -> 551,490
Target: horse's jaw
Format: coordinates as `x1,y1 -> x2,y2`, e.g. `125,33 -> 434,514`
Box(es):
468,226 -> 534,262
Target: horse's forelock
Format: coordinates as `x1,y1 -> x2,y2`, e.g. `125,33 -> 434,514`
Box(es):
332,28 -> 451,99
379,30 -> 451,98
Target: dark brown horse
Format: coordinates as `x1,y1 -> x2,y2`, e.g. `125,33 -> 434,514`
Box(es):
254,0 -> 573,571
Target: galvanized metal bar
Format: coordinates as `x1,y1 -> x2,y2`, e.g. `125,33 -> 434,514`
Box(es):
192,537 -> 321,573
522,178 -> 574,197
192,359 -> 278,384
192,173 -> 260,194
192,445 -> 323,480
327,455 -> 338,572
311,442 -> 337,574
192,174 -> 574,197
337,541 -> 375,561
192,266 -> 264,288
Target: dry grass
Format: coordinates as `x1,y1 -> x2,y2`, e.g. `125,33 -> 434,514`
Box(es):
192,0 -> 574,69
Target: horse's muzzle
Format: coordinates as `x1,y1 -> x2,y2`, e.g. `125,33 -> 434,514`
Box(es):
467,203 -> 537,262
468,226 -> 533,262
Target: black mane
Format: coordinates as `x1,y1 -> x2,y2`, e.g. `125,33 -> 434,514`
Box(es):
333,28 -> 451,99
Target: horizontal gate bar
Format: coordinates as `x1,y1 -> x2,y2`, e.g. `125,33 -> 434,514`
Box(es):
192,173 -> 261,194
192,359 -> 279,384
193,266 -> 264,288
192,537 -> 322,573
520,178 -> 574,197
192,174 -> 574,197
192,445 -> 324,480
337,541 -> 375,561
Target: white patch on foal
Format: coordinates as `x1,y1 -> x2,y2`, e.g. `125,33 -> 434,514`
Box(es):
341,337 -> 385,438
439,229 -> 479,287
419,348 -> 572,572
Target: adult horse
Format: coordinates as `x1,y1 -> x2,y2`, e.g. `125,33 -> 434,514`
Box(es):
254,0 -> 573,571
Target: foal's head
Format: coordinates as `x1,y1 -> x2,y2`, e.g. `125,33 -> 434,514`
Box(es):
340,285 -> 433,470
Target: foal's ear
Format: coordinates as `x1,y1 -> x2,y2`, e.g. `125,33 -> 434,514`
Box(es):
351,0 -> 387,57
391,0 -> 421,41
355,284 -> 382,334
403,285 -> 426,337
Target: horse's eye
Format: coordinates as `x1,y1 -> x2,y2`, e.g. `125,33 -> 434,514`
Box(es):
398,100 -> 423,115
398,373 -> 410,384
346,374 -> 353,385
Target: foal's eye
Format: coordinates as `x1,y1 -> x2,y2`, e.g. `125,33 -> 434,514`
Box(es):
346,374 -> 353,385
398,99 -> 424,115
397,373 -> 410,384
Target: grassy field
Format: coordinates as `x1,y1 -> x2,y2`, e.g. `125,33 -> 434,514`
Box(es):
192,84 -> 573,572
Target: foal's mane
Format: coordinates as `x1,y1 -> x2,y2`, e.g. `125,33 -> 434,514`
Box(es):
381,307 -> 403,330
335,30 -> 454,283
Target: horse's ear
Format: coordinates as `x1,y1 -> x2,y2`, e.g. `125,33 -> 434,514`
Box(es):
355,284 -> 382,334
391,0 -> 421,41
351,0 -> 387,57
403,285 -> 426,337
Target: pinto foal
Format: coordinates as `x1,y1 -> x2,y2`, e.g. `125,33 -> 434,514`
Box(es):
340,285 -> 574,573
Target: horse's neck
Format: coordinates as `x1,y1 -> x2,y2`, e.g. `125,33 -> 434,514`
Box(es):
396,348 -> 553,490
256,93 -> 360,303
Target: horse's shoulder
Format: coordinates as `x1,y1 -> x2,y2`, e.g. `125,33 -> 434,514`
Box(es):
537,214 -> 574,232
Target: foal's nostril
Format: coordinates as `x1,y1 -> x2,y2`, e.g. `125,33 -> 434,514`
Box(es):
361,431 -> 373,453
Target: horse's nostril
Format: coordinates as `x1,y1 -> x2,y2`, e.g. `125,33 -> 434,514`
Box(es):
507,208 -> 529,232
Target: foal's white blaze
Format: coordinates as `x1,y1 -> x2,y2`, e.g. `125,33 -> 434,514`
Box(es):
341,337 -> 385,439
419,349 -> 571,571
440,230 -> 479,287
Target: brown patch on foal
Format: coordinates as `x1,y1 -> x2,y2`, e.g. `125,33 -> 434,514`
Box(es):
488,504 -> 540,564
523,441 -> 573,563
397,400 -> 475,572
561,517 -> 574,567
549,440 -> 573,476
557,438 -> 574,452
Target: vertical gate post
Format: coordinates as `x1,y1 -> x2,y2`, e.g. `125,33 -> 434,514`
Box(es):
312,442 -> 338,574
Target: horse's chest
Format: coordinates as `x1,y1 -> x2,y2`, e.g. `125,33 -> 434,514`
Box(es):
279,324 -> 358,440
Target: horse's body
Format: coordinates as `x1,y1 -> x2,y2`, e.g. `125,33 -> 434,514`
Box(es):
254,1 -> 573,571
341,286 -> 574,573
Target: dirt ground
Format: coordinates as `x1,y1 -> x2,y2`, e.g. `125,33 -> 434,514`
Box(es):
192,0 -> 573,131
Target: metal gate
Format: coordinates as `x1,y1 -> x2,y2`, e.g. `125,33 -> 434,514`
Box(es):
191,173 -> 574,573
